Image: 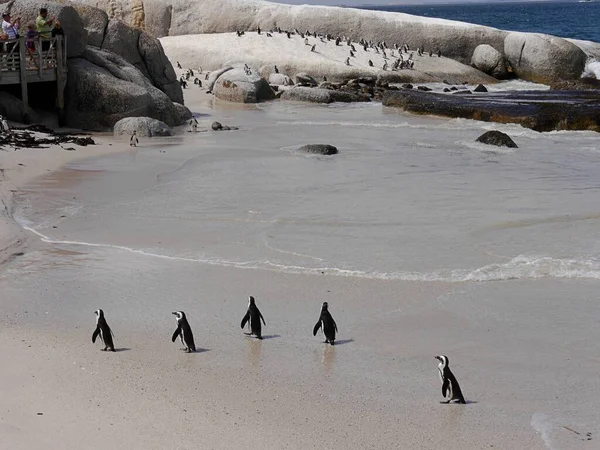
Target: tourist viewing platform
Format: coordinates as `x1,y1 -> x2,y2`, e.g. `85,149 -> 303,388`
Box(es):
0,35 -> 67,122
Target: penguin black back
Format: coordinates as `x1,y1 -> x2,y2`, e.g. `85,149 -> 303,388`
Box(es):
435,355 -> 466,404
92,309 -> 115,352
172,311 -> 196,352
313,302 -> 338,345
240,295 -> 266,339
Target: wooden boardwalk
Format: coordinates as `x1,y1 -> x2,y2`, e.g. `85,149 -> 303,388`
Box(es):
0,36 -> 67,124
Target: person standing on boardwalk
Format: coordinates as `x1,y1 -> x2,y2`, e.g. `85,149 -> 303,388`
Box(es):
36,8 -> 54,52
2,12 -> 21,55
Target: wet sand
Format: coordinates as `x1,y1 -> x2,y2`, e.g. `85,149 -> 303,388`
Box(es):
1,84 -> 600,449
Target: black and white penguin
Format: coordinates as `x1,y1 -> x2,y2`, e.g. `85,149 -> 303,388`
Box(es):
435,355 -> 466,404
437,49 -> 442,57
129,131 -> 138,147
311,44 -> 316,52
172,311 -> 196,353
92,309 -> 115,352
274,65 -> 279,73
313,302 -> 338,345
345,57 -> 350,66
240,296 -> 266,339
257,26 -> 261,35
368,59 -> 373,67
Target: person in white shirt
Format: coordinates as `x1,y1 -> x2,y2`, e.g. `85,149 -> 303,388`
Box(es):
2,12 -> 21,54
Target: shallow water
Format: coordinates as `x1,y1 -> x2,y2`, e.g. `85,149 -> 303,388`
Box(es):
16,100 -> 600,282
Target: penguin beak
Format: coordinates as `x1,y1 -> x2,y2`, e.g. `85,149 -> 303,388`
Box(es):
171,312 -> 177,315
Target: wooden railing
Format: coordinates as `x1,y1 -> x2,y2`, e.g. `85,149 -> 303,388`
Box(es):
0,36 -> 67,78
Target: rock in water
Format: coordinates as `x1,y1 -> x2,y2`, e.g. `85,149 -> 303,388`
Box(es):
281,87 -> 370,104
504,32 -> 587,84
113,117 -> 172,137
295,73 -> 318,87
269,73 -> 294,86
212,122 -> 223,131
298,144 -> 338,155
476,131 -> 518,148
473,84 -> 488,92
417,86 -> 432,92
213,68 -> 275,103
471,44 -> 509,79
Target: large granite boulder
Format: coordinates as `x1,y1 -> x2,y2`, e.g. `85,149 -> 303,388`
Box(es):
114,117 -> 172,136
66,46 -> 191,130
269,73 -> 294,86
138,32 -> 183,104
213,68 -> 275,103
471,44 -> 508,79
206,66 -> 233,91
382,89 -> 600,133
281,87 -> 370,104
504,32 -> 587,84
101,19 -> 145,73
71,3 -> 109,48
10,0 -> 86,57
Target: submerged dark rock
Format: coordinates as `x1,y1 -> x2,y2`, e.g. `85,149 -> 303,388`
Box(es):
382,89 -> 600,133
298,144 -> 338,155
473,84 -> 488,92
476,131 -> 518,148
417,86 -> 432,92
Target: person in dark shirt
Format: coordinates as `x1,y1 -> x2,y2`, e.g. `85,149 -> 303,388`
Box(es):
51,21 -> 63,37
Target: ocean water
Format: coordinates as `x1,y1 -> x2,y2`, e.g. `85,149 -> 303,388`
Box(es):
363,1 -> 600,43
15,101 -> 600,283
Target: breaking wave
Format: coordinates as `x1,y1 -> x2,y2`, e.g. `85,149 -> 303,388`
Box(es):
21,225 -> 600,282
582,59 -> 600,79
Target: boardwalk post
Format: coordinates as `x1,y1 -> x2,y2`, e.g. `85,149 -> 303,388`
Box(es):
56,36 -> 66,126
18,37 -> 30,124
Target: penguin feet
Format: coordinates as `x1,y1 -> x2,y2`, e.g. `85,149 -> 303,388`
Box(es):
439,400 -> 450,404
256,336 -> 263,340
100,348 -> 106,351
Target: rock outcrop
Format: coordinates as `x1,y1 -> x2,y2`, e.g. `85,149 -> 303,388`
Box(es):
298,144 -> 338,155
213,68 -> 275,103
114,117 -> 172,136
383,89 -> 600,133
268,73 -> 294,86
471,44 -> 509,79
476,131 -> 518,148
66,47 -> 191,130
281,87 -> 370,104
504,33 -> 587,84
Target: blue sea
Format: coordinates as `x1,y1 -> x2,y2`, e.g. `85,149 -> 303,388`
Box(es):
361,1 -> 600,42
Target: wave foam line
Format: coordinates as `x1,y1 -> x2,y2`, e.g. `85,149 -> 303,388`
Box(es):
22,226 -> 600,282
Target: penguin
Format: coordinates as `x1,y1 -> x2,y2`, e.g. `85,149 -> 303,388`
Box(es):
189,116 -> 198,133
0,115 -> 9,133
382,61 -> 388,71
274,65 -> 279,74
435,355 -> 466,404
257,26 -> 261,35
177,61 -> 182,69
368,59 -> 373,67
92,309 -> 115,352
323,75 -> 327,82
172,311 -> 196,353
240,296 -> 266,339
311,44 -> 316,52
313,302 -> 338,345
349,50 -> 354,57
266,32 -> 272,37
345,57 -> 350,66
129,131 -> 138,147
304,37 -> 309,45
437,49 -> 442,57
429,50 -> 433,57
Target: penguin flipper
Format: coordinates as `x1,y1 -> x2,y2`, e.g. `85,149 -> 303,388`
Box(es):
172,326 -> 182,343
333,318 -> 338,332
241,312 -> 250,329
259,311 -> 266,326
92,327 -> 100,343
442,378 -> 450,399
313,320 -> 322,336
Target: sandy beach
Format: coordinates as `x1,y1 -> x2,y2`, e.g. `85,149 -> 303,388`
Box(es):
2,72 -> 600,450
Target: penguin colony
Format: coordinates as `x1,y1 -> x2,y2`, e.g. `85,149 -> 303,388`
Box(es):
94,297 -> 466,404
229,26 -> 445,72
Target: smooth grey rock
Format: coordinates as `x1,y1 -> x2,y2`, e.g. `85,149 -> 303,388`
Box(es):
173,102 -> 193,124
471,44 -> 508,79
269,73 -> 294,86
295,72 -> 318,87
71,3 -> 108,48
476,131 -> 518,148
473,84 -> 488,92
101,20 -> 146,75
114,117 -> 172,136
213,68 -> 275,103
206,67 -> 234,91
65,58 -> 154,131
11,0 -> 86,57
298,144 -> 338,155
280,87 -> 369,104
138,32 -> 183,103
504,32 -> 587,83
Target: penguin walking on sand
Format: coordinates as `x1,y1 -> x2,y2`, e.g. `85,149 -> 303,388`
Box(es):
177,61 -> 182,69
129,131 -> 138,147
240,296 -> 266,339
189,116 -> 198,132
92,309 -> 115,352
368,59 -> 373,67
311,44 -> 316,52
313,302 -> 338,345
435,355 -> 466,404
345,57 -> 350,66
172,311 -> 196,353
274,65 -> 279,74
